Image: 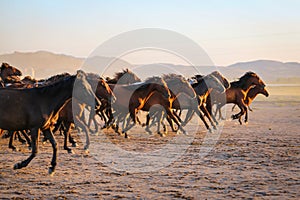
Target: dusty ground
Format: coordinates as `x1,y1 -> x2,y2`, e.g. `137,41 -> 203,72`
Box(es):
0,100 -> 299,199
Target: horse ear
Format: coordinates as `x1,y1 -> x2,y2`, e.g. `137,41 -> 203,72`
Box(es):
76,70 -> 86,79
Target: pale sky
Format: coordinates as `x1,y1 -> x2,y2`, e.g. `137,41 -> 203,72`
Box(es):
1,0 -> 300,66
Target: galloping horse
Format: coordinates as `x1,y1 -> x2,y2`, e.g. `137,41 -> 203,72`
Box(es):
0,70 -> 99,175
204,71 -> 231,124
214,72 -> 266,124
53,74 -> 115,153
231,84 -> 269,111
143,74 -> 197,135
180,74 -> 225,131
0,63 -> 22,83
112,76 -> 171,138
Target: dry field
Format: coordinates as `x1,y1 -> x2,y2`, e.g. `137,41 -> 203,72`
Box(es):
0,100 -> 299,199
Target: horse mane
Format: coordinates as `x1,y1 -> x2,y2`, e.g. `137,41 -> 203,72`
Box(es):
231,71 -> 258,89
162,73 -> 188,85
39,73 -> 71,85
37,74 -> 75,94
107,68 -> 141,84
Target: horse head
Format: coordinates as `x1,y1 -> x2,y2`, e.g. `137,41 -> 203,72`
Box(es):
203,74 -> 226,93
74,70 -> 101,108
0,63 -> 22,80
211,71 -> 230,89
97,78 -> 116,103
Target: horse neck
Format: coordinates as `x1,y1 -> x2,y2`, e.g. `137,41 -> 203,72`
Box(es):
193,81 -> 208,96
40,76 -> 76,113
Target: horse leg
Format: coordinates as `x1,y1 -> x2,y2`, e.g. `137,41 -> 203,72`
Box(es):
166,108 -> 186,134
21,130 -> 31,150
43,128 -> 58,175
14,128 -> 40,170
145,114 -> 152,134
200,105 -> 217,129
244,106 -> 249,124
63,122 -> 73,153
9,131 -> 18,151
215,104 -> 225,120
16,131 -> 26,144
248,105 -> 253,112
231,101 -> 246,125
74,115 -> 90,151
194,108 -> 212,132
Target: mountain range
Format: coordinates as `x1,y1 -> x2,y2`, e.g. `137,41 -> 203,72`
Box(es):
0,51 -> 299,83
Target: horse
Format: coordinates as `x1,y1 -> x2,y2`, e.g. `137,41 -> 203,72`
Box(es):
231,84 -> 269,112
101,69 -> 141,129
0,70 -> 100,175
0,63 -> 22,83
52,74 -> 115,153
112,76 -> 171,138
204,71 -> 231,124
143,74 -> 197,135
179,74 -> 226,131
85,73 -> 116,132
214,71 -> 266,124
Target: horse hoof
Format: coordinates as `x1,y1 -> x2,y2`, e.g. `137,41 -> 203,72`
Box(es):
158,132 -> 165,137
48,168 -> 55,176
213,126 -> 217,130
13,163 -> 21,170
72,143 -> 78,147
28,146 -> 32,151
11,147 -> 19,152
208,128 -> 212,133
84,145 -> 89,151
68,149 -> 74,154
145,128 -> 152,135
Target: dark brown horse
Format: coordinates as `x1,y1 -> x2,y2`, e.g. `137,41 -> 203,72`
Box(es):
52,74 -> 115,153
231,85 -> 269,111
204,71 -> 231,124
214,72 -> 266,124
0,70 -> 99,175
182,74 -> 226,131
0,63 -> 22,83
86,73 -> 116,132
112,76 -> 171,138
101,69 -> 142,129
143,74 -> 197,135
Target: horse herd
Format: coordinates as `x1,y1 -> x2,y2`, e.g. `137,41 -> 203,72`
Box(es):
0,63 -> 269,175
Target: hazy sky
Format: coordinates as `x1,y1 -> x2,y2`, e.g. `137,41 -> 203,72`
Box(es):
1,0 -> 299,66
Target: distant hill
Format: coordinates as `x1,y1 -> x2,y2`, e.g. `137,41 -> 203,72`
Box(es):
0,51 -> 84,79
219,60 -> 300,83
0,51 -> 299,82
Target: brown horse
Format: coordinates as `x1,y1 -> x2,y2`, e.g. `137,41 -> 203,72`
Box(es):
180,74 -> 226,131
0,70 -> 99,175
101,69 -> 142,129
143,74 -> 197,135
231,84 -> 269,112
112,76 -> 171,138
0,63 -> 22,83
214,72 -> 266,124
86,73 -> 116,132
204,71 -> 231,124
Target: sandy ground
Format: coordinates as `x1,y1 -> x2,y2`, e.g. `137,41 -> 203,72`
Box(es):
0,100 -> 299,199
